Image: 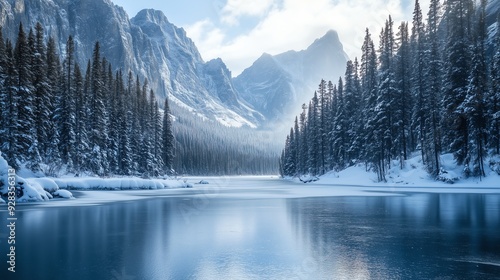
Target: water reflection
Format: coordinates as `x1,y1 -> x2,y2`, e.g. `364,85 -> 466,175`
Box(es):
0,193 -> 499,279
287,194 -> 500,279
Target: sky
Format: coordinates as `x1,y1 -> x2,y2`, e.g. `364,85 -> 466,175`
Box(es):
113,0 -> 430,76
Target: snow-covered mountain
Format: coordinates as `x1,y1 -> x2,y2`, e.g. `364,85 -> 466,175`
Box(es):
234,30 -> 349,122
0,0 -> 263,128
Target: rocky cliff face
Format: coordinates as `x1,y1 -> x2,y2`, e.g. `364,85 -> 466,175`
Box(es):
234,30 -> 349,122
0,0 -> 263,127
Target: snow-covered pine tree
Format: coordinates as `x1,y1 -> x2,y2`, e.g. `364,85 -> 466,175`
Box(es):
106,69 -> 120,174
350,58 -> 364,162
490,14 -> 500,155
14,23 -> 41,171
360,28 -> 379,172
162,97 -> 175,174
332,77 -> 347,170
284,127 -> 297,176
442,0 -> 474,165
298,104 -> 308,174
139,81 -> 154,175
73,62 -> 89,172
293,116 -> 300,176
318,79 -> 328,174
395,21 -> 412,168
89,42 -> 109,176
130,75 -> 143,173
117,71 -> 133,175
0,27 -> 6,156
374,18 -> 397,181
44,37 -> 62,170
343,60 -> 362,163
56,35 -> 76,169
0,39 -> 19,169
462,0 -> 487,177
325,81 -> 336,170
146,89 -> 163,176
32,23 -> 53,163
307,96 -> 320,175
424,0 -> 443,176
410,0 -> 426,164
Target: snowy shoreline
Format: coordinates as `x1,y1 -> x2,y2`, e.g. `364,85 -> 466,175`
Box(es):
2,153 -> 500,205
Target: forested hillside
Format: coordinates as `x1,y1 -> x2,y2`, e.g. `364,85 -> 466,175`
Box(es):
280,0 -> 500,181
0,22 -> 279,177
0,23 -> 174,177
171,103 -> 279,175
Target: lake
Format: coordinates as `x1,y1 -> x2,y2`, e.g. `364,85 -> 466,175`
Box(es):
1,177 -> 500,279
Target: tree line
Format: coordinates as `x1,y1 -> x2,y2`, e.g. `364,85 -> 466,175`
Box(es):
280,0 -> 500,181
0,22 -> 175,177
171,103 -> 279,175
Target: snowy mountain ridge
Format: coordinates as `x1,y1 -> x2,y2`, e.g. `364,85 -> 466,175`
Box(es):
234,30 -> 349,123
0,0 -> 263,128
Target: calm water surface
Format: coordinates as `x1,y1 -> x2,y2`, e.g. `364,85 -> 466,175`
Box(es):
1,182 -> 500,280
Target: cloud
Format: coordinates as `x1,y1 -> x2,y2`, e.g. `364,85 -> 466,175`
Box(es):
186,0 -> 430,76
220,0 -> 276,25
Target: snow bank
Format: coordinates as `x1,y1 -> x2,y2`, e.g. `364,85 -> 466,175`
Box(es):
0,153 -> 55,202
312,153 -> 500,188
52,177 -> 189,190
1,152 -> 190,203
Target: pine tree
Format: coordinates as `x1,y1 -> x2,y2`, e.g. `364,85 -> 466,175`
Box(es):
332,77 -> 347,170
395,21 -> 412,167
360,28 -> 379,171
32,23 -> 53,162
73,62 -> 89,172
424,0 -> 443,176
116,70 -> 132,175
462,0 -> 487,177
89,42 -> 109,176
56,35 -> 76,169
307,95 -> 320,175
374,18 -> 397,181
343,60 -> 362,163
298,104 -> 308,174
411,0 -> 427,165
490,15 -> 500,155
162,97 -> 175,174
442,0 -> 474,165
1,40 -> 19,169
44,37 -> 61,169
350,58 -> 364,161
107,69 -> 121,174
293,116 -> 300,176
317,79 -> 328,174
14,23 -> 40,170
0,27 -> 7,156
284,127 -> 296,176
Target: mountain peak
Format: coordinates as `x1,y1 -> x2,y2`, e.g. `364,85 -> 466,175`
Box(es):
235,29 -> 348,122
307,29 -> 343,52
133,9 -> 170,24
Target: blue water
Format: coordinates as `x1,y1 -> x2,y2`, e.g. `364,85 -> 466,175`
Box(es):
1,187 -> 500,279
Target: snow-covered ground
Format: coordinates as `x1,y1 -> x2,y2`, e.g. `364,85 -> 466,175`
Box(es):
0,153 -> 191,203
313,153 -> 500,189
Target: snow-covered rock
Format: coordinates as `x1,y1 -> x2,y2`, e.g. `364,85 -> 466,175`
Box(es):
53,190 -> 75,199
196,180 -> 209,184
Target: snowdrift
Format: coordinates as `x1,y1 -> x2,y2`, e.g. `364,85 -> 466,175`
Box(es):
0,153 -> 190,203
310,153 -> 500,188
